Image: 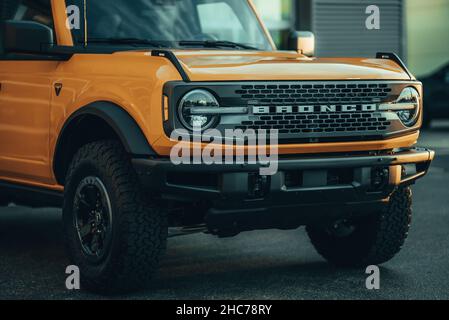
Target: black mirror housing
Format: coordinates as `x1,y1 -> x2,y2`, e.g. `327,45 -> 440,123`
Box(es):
2,20 -> 54,54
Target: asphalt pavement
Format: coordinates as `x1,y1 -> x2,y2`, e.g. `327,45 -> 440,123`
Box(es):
0,122 -> 448,300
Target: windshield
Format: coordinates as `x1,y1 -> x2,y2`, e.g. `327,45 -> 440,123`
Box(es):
67,0 -> 272,51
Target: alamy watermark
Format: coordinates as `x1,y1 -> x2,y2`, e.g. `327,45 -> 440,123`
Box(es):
366,5 -> 381,30
65,3 -> 381,31
65,265 -> 80,290
170,127 -> 279,176
62,1 -> 381,174
66,5 -> 80,30
365,265 -> 380,290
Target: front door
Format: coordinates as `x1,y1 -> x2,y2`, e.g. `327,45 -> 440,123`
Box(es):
0,0 -> 59,184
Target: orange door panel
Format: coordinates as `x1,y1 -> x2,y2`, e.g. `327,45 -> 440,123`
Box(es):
0,60 -> 60,184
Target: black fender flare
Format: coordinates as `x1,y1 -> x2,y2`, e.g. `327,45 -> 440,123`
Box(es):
53,101 -> 157,184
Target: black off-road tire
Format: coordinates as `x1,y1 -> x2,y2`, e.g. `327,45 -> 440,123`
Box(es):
306,187 -> 412,267
63,140 -> 167,294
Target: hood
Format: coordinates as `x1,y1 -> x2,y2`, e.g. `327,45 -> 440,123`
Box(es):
169,50 -> 412,82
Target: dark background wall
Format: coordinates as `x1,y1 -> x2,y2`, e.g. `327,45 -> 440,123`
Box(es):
255,0 -> 449,77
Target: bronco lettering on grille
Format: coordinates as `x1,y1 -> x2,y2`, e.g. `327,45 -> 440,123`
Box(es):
253,104 -> 377,114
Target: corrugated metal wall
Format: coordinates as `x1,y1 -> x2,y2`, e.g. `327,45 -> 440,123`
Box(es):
311,0 -> 404,59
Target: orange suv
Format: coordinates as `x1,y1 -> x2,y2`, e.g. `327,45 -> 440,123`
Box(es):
0,0 -> 434,293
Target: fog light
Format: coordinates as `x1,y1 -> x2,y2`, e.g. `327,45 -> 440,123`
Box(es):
248,174 -> 270,198
371,167 -> 389,190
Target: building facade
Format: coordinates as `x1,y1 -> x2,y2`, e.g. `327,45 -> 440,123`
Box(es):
255,0 -> 449,78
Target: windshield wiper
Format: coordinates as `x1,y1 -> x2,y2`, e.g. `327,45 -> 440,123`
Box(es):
82,38 -> 169,48
178,40 -> 259,50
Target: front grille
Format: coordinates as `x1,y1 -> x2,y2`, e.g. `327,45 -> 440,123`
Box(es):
236,111 -> 392,135
231,82 -> 397,139
235,83 -> 392,105
165,80 -> 415,144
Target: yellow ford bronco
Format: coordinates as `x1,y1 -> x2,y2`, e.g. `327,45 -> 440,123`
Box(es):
0,0 -> 434,293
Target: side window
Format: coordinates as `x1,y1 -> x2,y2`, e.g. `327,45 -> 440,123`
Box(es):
1,0 -> 53,28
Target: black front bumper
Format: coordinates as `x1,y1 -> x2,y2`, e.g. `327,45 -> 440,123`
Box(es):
133,148 -> 434,235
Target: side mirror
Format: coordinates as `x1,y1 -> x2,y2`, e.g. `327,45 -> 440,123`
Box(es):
288,31 -> 315,57
2,20 -> 54,54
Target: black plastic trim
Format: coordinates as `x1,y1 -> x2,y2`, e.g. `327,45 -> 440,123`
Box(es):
0,45 -> 126,61
152,50 -> 190,82
0,180 -> 63,208
376,52 -> 413,80
205,200 -> 387,237
133,148 -> 434,175
132,147 -> 434,201
53,102 -> 157,183
0,52 -> 71,61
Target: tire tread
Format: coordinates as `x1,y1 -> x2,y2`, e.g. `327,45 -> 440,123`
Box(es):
307,187 -> 412,267
63,140 -> 167,293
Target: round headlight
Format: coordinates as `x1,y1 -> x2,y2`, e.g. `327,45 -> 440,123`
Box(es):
178,89 -> 219,131
396,87 -> 420,127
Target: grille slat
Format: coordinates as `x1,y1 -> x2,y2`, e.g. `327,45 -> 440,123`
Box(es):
238,112 -> 392,135
236,83 -> 390,105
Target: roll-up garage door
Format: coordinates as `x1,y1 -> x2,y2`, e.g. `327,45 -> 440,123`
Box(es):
312,0 -> 404,59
